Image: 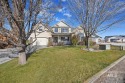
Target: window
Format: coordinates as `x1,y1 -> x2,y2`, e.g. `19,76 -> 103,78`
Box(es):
61,28 -> 68,33
54,37 -> 58,43
54,28 -> 58,32
61,37 -> 65,41
39,29 -> 43,31
61,37 -> 69,41
38,26 -> 43,31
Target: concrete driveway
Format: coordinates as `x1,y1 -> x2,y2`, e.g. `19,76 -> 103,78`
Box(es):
0,57 -> 12,64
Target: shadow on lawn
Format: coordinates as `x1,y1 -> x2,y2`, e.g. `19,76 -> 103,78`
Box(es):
26,45 -> 38,60
26,52 -> 34,60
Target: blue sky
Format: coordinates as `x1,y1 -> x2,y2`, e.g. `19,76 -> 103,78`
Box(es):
50,0 -> 125,38
4,0 -> 125,38
98,22 -> 125,38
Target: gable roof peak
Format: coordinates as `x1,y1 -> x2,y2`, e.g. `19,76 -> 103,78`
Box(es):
53,21 -> 71,28
57,21 -> 68,25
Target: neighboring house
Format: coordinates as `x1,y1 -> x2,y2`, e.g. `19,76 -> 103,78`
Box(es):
72,26 -> 85,42
29,21 -> 101,46
72,26 -> 102,43
105,35 -> 125,43
91,34 -> 102,44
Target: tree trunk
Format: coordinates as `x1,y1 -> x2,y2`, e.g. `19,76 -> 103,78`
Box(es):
18,47 -> 26,65
85,37 -> 90,50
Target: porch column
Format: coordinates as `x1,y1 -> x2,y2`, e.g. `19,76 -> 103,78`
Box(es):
69,36 -> 71,44
58,36 -> 61,43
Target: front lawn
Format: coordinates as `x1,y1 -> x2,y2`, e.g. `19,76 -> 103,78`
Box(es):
0,46 -> 125,83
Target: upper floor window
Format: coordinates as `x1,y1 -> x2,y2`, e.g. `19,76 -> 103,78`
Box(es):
61,28 -> 69,33
38,26 -> 43,31
39,29 -> 43,31
54,28 -> 58,32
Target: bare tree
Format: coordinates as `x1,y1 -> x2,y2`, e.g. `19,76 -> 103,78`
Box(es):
0,0 -> 59,65
67,0 -> 125,50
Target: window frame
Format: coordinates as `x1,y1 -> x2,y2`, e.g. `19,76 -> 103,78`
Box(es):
38,26 -> 43,31
54,28 -> 58,33
61,28 -> 69,33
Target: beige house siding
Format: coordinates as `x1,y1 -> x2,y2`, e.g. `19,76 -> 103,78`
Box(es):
73,26 -> 101,43
29,23 -> 52,46
73,26 -> 85,36
30,31 -> 52,38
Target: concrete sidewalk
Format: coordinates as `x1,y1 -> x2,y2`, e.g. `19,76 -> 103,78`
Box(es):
85,55 -> 125,83
95,58 -> 125,83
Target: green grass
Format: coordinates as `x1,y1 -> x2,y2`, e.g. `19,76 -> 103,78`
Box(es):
0,46 -> 125,83
111,45 -> 121,50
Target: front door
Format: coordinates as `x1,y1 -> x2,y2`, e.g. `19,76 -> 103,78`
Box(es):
53,37 -> 58,43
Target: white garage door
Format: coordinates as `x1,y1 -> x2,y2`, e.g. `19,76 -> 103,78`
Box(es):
33,38 -> 48,46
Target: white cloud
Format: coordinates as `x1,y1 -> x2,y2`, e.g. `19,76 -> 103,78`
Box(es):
58,9 -> 63,12
58,7 -> 66,13
58,7 -> 72,18
55,17 -> 60,22
55,17 -> 65,22
63,13 -> 72,17
61,0 -> 66,2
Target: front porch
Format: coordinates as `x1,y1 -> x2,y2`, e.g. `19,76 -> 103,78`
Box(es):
52,33 -> 72,45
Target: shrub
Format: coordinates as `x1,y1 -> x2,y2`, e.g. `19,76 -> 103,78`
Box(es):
89,40 -> 96,46
57,42 -> 64,46
77,41 -> 85,45
71,35 -> 79,46
47,38 -> 53,47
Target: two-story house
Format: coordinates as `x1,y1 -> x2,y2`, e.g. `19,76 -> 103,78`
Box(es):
29,21 -> 102,47
30,21 -> 72,46
52,21 -> 72,45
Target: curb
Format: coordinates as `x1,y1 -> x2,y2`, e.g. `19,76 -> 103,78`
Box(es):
84,55 -> 125,83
